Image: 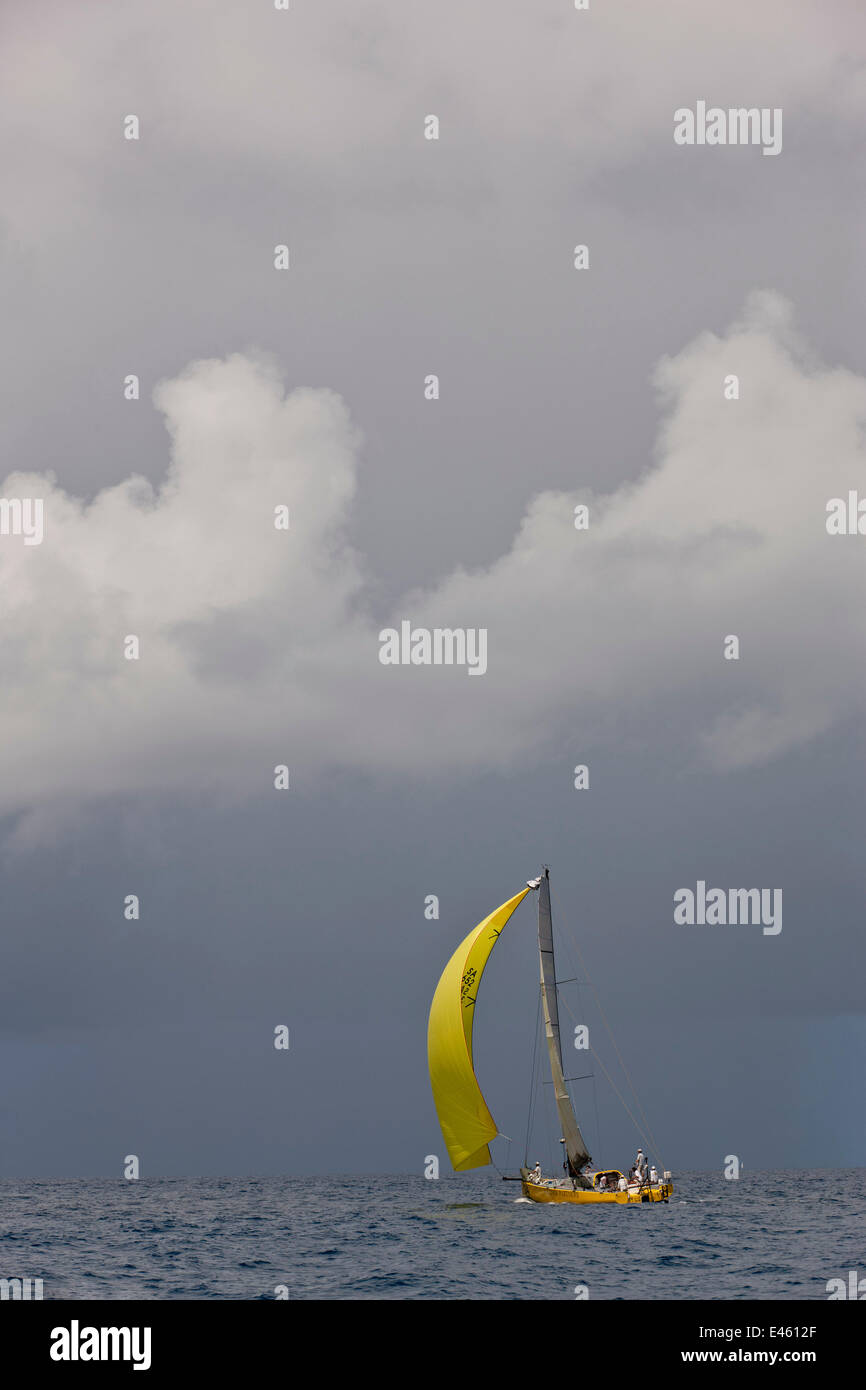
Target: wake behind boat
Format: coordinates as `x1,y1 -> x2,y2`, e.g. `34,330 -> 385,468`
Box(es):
427,867 -> 673,1205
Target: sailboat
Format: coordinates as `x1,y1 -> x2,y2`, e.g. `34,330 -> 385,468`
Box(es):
427,867 -> 673,1204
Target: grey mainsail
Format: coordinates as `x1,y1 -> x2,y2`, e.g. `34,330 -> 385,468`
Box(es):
537,868 -> 592,1185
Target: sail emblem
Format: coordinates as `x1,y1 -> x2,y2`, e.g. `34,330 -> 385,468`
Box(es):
460,966 -> 478,1008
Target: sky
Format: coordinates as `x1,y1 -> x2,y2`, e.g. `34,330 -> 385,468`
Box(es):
0,0 -> 864,1178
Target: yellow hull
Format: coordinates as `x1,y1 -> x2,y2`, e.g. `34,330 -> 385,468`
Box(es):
522,1179 -> 673,1205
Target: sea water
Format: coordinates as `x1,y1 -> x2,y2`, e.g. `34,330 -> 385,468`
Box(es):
1,1169 -> 863,1300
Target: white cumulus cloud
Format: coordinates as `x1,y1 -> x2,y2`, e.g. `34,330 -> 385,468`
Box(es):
1,292 -> 863,842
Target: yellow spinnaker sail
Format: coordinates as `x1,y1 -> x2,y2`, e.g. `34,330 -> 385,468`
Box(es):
427,888 -> 531,1170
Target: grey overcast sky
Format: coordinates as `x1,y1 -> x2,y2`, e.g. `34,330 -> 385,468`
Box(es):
0,0 -> 864,1177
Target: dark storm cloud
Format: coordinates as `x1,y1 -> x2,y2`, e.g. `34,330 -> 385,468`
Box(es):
0,0 -> 863,1175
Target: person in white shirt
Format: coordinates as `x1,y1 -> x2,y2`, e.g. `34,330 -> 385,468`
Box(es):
528,1162 -> 542,1183
650,1165 -> 658,1184
635,1148 -> 647,1180
617,1175 -> 628,1192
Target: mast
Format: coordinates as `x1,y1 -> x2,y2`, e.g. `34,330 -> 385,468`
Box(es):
536,867 -> 593,1186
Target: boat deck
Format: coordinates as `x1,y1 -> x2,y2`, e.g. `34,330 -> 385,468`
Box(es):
521,1178 -> 673,1205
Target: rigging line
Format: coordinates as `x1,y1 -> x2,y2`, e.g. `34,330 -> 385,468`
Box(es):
591,1070 -> 602,1163
551,883 -> 663,1159
552,960 -> 597,1146
490,1134 -> 514,1176
575,953 -> 603,1159
532,999 -> 545,1159
550,883 -> 666,1168
540,1029 -> 555,1172
557,986 -> 657,1158
524,981 -> 542,1165
581,973 -> 665,1168
525,1002 -> 539,1166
